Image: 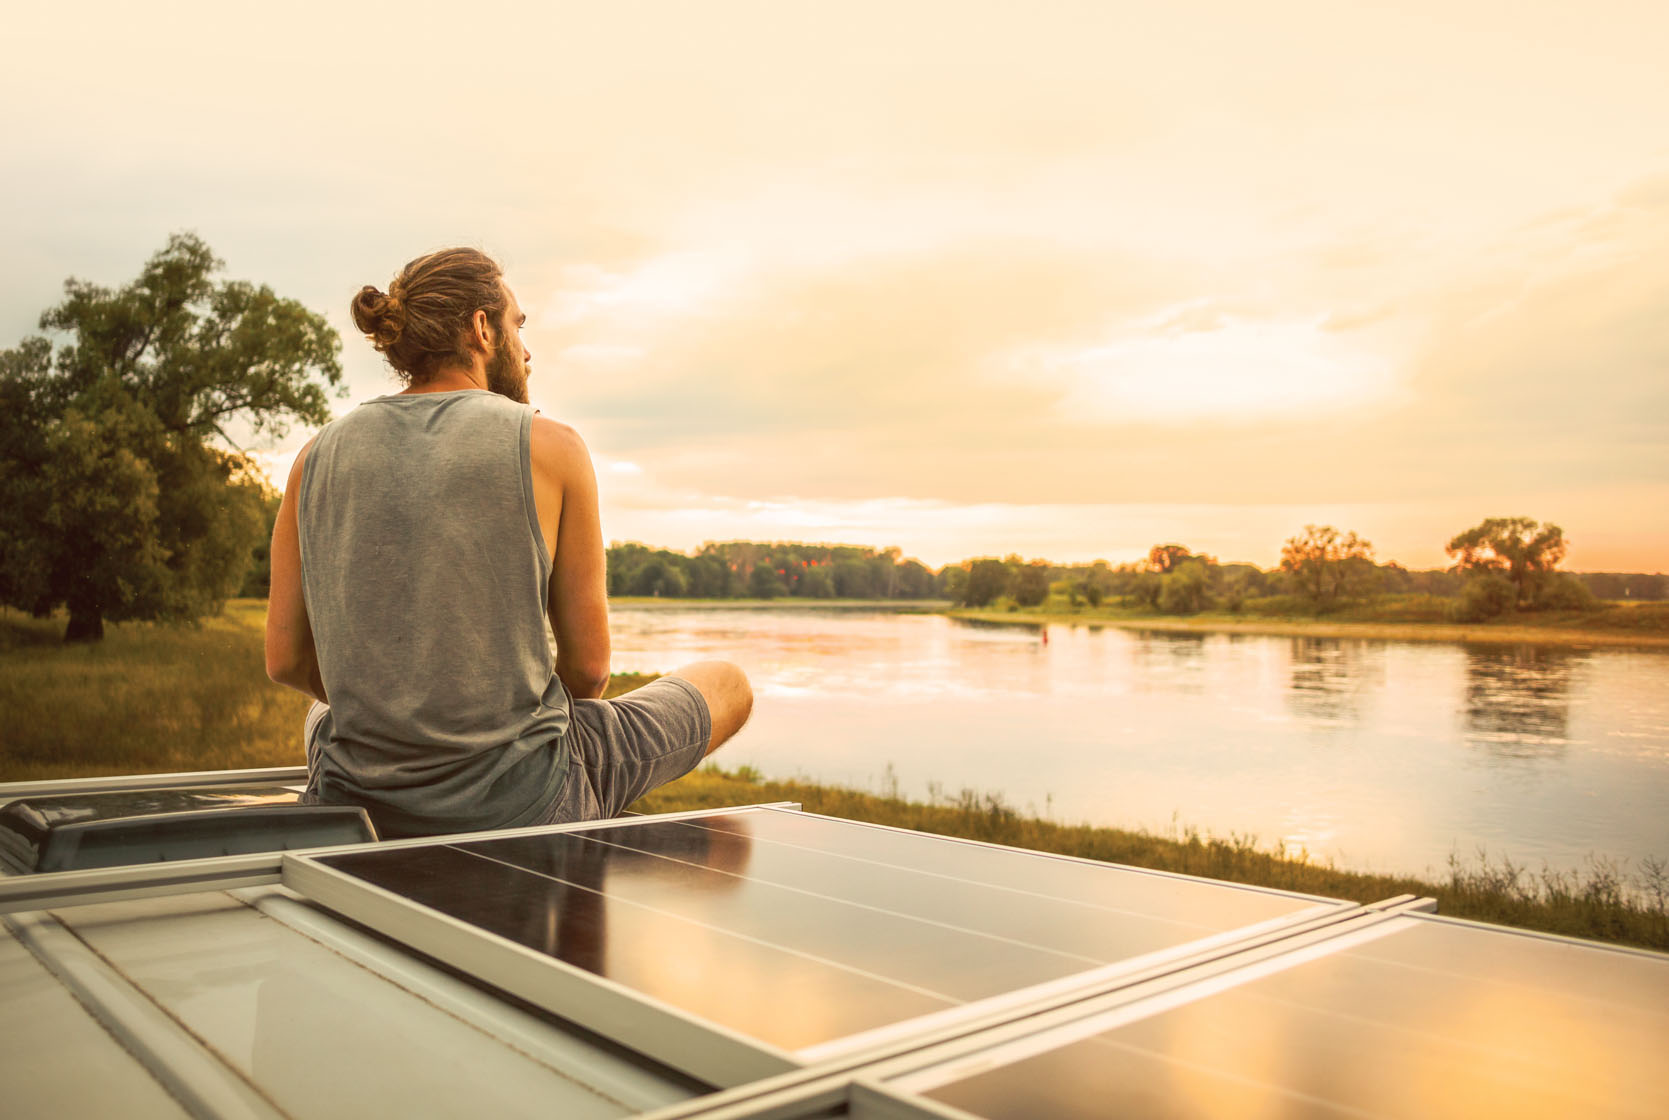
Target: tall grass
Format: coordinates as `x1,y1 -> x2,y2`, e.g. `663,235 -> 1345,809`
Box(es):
632,766 -> 1669,952
0,602 -> 312,779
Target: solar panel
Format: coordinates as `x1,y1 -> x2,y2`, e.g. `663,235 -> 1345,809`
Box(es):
891,913 -> 1669,1120
285,806 -> 1349,1085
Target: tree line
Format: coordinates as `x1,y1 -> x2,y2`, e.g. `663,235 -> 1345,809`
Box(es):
942,520 -> 1661,622
609,520 -> 1660,622
608,541 -> 943,600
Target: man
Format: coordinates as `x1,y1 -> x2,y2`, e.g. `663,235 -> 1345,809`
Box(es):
266,247 -> 751,837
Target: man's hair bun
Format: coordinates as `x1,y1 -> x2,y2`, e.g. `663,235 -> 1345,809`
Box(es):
351,284 -> 406,352
351,248 -> 505,384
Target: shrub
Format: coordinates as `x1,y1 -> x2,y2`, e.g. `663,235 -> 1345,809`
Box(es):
1453,574 -> 1515,622
1533,572 -> 1599,611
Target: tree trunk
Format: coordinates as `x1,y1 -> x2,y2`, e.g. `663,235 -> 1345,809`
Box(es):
64,606 -> 104,643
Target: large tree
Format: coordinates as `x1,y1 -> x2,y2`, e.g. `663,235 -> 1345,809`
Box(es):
1146,544 -> 1194,574
1012,562 -> 1051,607
0,234 -> 342,640
1445,517 -> 1567,609
963,558 -> 1011,607
1280,525 -> 1378,604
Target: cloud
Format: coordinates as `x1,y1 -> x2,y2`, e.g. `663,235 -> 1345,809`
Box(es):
999,310 -> 1398,425
530,164 -> 1669,538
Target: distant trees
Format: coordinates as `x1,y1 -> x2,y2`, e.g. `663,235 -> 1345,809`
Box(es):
1146,544 -> 1193,574
963,559 -> 1011,608
1578,572 -> 1664,601
747,565 -> 786,599
1446,517 -> 1566,609
596,519 -> 1639,617
1158,560 -> 1213,614
1446,517 -> 1594,618
1280,525 -> 1378,605
1012,563 -> 1051,608
605,541 -> 950,602
0,234 -> 341,640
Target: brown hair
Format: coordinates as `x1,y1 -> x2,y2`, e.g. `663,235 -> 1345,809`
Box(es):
351,248 -> 508,384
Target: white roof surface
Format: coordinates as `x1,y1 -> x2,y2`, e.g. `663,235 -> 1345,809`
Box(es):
3,883 -> 695,1118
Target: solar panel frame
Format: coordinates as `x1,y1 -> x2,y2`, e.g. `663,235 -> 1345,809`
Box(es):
283,805 -> 1361,1088
284,805 -> 814,1086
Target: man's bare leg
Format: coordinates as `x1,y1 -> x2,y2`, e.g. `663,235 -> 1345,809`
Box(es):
667,660 -> 753,755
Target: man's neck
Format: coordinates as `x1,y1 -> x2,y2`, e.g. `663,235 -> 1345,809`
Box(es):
400,364 -> 487,396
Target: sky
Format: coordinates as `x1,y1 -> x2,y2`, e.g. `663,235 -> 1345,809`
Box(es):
4,1 -> 1666,570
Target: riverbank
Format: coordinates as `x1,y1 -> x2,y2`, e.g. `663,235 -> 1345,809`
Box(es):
611,597 -> 945,612
610,594 -> 1669,647
634,765 -> 1669,952
947,601 -> 1669,648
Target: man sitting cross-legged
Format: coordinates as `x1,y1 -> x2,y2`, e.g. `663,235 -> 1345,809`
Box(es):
265,247 -> 751,837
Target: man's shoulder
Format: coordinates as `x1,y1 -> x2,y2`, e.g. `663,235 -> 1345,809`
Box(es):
528,414 -> 593,487
529,413 -> 588,458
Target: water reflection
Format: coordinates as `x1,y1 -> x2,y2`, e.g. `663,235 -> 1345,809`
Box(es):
481,820 -> 755,973
1286,638 -> 1383,725
1461,646 -> 1581,759
1127,631 -> 1210,694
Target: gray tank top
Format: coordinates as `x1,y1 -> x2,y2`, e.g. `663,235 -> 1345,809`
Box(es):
297,389 -> 570,836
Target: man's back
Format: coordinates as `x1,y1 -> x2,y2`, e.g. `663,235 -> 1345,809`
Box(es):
297,389 -> 569,836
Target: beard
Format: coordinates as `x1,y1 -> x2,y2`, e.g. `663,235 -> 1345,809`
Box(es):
485,333 -> 530,404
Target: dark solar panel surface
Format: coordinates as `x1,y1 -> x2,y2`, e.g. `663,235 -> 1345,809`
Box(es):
922,917 -> 1669,1120
314,809 -> 1334,1052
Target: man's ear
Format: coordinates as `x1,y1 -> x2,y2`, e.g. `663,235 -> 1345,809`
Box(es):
470,307 -> 496,353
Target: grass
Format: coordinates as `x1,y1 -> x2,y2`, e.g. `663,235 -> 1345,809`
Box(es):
949,596 -> 1669,648
631,766 -> 1669,953
0,601 -> 655,781
4,601 -> 1664,951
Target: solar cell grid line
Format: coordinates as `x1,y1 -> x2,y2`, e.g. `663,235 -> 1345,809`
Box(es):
536,811 -> 1343,961
629,908 -> 1426,1120
891,915 -> 1669,1120
432,831 -> 1105,1009
458,824 -> 1129,968
449,814 -> 1347,1007
1305,911 -> 1669,1020
284,841 -> 810,1086
483,817 -> 1362,1067
508,829 -> 1111,969
716,806 -> 1331,912
626,811 -> 1344,934
449,843 -> 972,1004
583,814 -> 1303,932
309,841 -> 960,1050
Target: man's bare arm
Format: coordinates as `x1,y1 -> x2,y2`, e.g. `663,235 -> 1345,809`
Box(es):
534,418 -> 610,699
266,441 -> 328,705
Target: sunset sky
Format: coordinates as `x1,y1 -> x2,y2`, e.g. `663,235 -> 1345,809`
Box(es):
4,1 -> 1665,570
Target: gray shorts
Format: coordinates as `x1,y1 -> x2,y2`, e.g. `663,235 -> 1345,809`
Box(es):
530,675 -> 712,826
303,676 -> 711,830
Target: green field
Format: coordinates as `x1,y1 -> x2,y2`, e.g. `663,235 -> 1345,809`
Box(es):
3,601 -> 1663,951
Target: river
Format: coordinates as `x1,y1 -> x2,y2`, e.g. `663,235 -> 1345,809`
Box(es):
607,604 -> 1669,885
